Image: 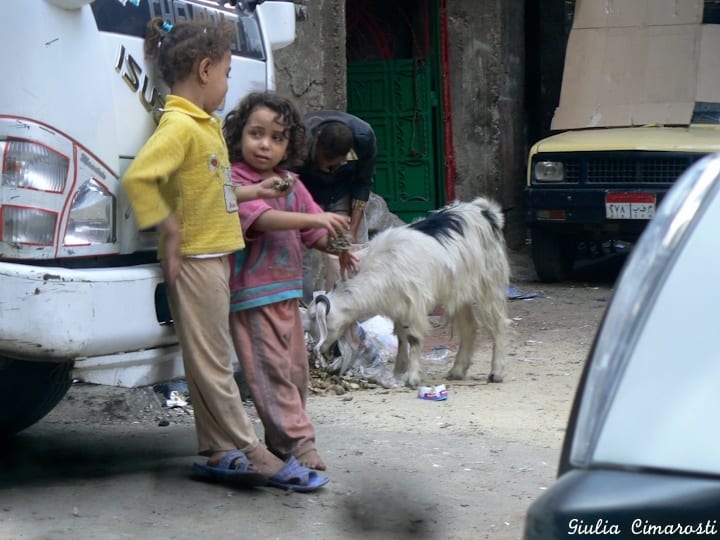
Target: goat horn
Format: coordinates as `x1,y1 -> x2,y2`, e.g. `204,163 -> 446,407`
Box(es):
315,294 -> 331,314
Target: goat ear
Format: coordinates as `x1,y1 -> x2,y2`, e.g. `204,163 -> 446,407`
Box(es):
313,300 -> 328,352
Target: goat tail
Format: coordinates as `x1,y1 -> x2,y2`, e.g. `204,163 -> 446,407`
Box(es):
467,196 -> 505,241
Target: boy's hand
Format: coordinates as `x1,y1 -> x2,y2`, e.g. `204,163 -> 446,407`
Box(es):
339,250 -> 360,279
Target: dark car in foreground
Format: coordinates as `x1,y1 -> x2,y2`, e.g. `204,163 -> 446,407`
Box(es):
524,152 -> 720,539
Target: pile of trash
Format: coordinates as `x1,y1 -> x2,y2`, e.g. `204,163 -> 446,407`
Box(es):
153,379 -> 190,408
304,312 -> 404,389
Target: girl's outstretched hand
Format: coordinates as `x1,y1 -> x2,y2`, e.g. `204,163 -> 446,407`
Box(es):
230,175 -> 296,202
257,174 -> 295,199
317,212 -> 351,238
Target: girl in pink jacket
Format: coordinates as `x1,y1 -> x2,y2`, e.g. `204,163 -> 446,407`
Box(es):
224,92 -> 357,471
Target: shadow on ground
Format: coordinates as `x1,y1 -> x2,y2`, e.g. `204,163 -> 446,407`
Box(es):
570,250 -> 630,285
0,423 -> 195,487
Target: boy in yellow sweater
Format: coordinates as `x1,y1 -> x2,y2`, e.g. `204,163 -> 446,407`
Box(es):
122,17 -> 327,492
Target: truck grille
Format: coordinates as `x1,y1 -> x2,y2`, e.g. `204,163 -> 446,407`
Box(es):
546,152 -> 706,184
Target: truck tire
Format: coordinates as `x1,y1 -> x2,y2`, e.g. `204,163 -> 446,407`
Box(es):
0,357 -> 73,438
531,229 -> 577,283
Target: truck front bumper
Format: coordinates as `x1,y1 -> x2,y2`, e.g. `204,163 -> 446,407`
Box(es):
525,187 -> 667,238
0,261 -> 185,387
0,261 -> 176,360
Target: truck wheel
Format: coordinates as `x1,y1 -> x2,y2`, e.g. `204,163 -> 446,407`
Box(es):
0,357 -> 73,438
531,229 -> 577,283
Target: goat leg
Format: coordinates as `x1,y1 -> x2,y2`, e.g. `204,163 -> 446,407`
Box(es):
392,327 -> 415,386
404,333 -> 423,387
447,305 -> 477,380
482,306 -> 508,383
486,319 -> 508,383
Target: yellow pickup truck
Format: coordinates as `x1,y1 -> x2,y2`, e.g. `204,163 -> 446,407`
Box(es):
525,0 -> 720,282
526,124 -> 719,281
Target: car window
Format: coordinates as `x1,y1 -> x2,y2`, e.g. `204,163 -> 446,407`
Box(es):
91,0 -> 265,60
592,188 -> 720,475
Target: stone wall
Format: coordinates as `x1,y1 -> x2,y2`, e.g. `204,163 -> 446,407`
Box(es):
272,0 -> 527,249
273,0 -> 347,111
446,1 -> 526,249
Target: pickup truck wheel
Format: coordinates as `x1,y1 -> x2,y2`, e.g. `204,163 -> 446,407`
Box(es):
531,229 -> 577,282
0,357 -> 73,438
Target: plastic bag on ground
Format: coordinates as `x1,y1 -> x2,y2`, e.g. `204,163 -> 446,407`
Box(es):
320,315 -> 400,388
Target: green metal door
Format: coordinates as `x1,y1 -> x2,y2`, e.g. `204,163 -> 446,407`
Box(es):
348,59 -> 438,222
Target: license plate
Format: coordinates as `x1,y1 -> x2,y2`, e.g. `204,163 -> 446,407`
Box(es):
605,192 -> 656,220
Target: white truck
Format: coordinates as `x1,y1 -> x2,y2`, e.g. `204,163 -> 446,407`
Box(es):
0,0 -> 296,436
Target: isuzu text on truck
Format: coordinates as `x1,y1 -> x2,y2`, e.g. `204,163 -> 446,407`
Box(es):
525,0 -> 720,282
0,0 -> 295,436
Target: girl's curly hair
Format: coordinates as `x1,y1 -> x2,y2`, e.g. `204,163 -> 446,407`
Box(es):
223,92 -> 307,167
144,17 -> 234,88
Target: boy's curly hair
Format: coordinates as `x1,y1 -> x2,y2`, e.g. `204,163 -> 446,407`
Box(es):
223,92 -> 306,167
144,17 -> 234,87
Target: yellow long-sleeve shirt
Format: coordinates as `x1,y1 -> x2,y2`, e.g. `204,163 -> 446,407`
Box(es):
122,95 -> 244,258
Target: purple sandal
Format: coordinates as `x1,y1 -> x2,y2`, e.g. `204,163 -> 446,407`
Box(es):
267,456 -> 329,492
191,450 -> 268,487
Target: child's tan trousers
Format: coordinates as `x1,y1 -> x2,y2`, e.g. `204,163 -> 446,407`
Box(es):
166,256 -> 259,456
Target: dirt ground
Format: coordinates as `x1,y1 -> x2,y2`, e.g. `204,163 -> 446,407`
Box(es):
0,247 -> 621,540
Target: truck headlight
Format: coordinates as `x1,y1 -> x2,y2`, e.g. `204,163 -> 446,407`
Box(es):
2,140 -> 68,192
534,160 -> 565,182
64,179 -> 116,246
2,206 -> 57,245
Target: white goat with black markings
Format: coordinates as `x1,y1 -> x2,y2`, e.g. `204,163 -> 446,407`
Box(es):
306,196 -> 510,387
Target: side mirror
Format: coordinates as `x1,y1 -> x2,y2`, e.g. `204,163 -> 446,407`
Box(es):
256,1 -> 296,50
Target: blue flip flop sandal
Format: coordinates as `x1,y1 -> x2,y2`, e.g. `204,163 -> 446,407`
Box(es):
191,450 -> 268,487
267,456 -> 329,493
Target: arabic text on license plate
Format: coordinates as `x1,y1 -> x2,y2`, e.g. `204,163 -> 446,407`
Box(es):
605,193 -> 656,220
